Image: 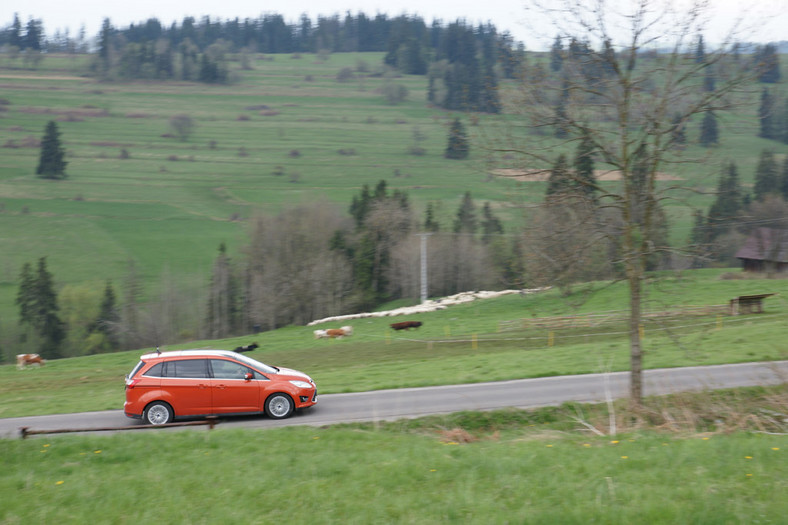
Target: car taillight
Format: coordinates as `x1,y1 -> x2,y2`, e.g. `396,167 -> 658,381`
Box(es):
125,378 -> 140,390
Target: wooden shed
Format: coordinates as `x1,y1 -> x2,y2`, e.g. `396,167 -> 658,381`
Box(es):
735,228 -> 788,273
728,293 -> 776,315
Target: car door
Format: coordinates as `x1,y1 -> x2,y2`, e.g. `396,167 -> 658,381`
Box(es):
163,359 -> 212,416
209,358 -> 261,414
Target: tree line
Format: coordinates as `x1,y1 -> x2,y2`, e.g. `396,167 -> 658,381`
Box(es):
1,12 -> 520,105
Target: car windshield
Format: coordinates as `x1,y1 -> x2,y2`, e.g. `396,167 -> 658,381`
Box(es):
231,352 -> 279,374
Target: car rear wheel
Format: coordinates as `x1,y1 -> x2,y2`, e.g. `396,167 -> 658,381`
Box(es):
264,393 -> 294,419
144,401 -> 173,425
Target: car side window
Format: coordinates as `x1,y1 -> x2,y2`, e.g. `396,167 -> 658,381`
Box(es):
172,359 -> 209,378
210,359 -> 251,380
143,363 -> 164,377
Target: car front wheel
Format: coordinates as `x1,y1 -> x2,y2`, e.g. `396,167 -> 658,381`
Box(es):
264,393 -> 294,419
144,401 -> 174,425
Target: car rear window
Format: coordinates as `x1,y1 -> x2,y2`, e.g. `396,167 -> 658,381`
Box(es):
128,360 -> 146,379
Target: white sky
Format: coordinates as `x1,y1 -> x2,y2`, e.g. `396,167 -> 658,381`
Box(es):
2,0 -> 786,51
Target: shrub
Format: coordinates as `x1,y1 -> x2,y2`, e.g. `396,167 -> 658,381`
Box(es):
336,67 -> 355,82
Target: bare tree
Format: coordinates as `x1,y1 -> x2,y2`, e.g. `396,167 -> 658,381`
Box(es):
494,0 -> 763,408
244,203 -> 355,329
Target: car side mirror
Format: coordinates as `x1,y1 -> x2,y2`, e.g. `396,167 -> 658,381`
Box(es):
244,372 -> 253,381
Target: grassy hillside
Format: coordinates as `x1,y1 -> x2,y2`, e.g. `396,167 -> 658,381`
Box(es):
0,51 -> 786,354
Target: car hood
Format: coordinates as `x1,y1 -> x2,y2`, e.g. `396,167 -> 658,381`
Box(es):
275,367 -> 313,382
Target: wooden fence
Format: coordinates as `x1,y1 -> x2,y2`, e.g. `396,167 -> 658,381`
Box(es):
498,305 -> 730,332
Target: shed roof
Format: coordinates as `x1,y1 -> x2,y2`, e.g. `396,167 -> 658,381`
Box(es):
735,228 -> 788,263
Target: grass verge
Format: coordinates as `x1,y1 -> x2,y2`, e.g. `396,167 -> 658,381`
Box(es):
1,387 -> 785,524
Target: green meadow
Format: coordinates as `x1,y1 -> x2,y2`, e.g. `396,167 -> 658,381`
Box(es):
0,51 -> 786,344
0,421 -> 785,524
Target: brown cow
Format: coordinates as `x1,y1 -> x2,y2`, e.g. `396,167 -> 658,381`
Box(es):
323,326 -> 353,339
390,321 -> 423,331
16,353 -> 46,369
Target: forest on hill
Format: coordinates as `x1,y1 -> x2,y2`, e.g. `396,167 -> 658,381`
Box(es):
0,6 -> 786,369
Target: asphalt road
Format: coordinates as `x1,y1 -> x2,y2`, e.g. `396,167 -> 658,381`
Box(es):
2,361 -> 786,439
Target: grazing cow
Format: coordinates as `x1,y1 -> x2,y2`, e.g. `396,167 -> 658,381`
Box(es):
233,342 -> 259,353
16,353 -> 45,369
318,326 -> 353,339
390,320 -> 423,331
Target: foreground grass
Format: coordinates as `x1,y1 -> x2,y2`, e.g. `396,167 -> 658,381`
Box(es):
1,390 -> 786,524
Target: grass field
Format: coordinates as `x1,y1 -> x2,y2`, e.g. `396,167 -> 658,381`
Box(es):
1,397 -> 785,524
0,51 -> 786,348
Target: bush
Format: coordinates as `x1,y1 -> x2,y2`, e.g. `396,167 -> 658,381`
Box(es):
336,67 -> 355,82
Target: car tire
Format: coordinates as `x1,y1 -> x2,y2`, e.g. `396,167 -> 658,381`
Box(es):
264,393 -> 294,419
144,401 -> 174,425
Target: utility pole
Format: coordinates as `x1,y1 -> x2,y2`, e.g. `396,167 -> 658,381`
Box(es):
418,233 -> 432,303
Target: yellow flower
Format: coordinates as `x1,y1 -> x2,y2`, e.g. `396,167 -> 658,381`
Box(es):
610,440 -> 619,444
94,450 -> 102,454
772,448 -> 780,451
430,469 -> 437,472
583,443 -> 591,447
43,444 -> 50,448
746,474 -> 753,477
621,456 -> 628,459
702,437 -> 710,441
546,444 -> 553,448
56,481 -> 64,485
745,456 -> 753,459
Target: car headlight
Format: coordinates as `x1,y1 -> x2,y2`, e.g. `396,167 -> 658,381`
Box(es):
290,380 -> 312,389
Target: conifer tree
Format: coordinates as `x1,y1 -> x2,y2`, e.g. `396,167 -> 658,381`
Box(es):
481,202 -> 503,241
36,121 -> 68,179
753,149 -> 779,201
545,154 -> 571,197
573,134 -> 597,201
444,118 -> 469,159
16,257 -> 65,358
550,35 -> 563,72
453,191 -> 477,233
758,88 -> 777,140
92,280 -> 120,350
707,162 -> 743,238
699,111 -> 719,147
781,156 -> 788,199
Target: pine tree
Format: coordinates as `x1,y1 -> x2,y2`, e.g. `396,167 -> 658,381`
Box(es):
554,79 -> 570,139
699,111 -> 719,147
444,118 -> 469,159
15,262 -> 35,329
206,243 -> 237,339
694,34 -> 705,64
92,280 -> 120,351
16,257 -> 65,358
573,134 -> 597,201
424,201 -> 440,232
707,162 -> 743,238
453,191 -> 477,234
546,154 -> 571,197
755,44 -> 781,84
481,202 -> 503,241
780,156 -> 788,201
36,121 -> 68,179
758,88 -> 777,140
781,156 -> 788,199
753,149 -> 779,201
550,35 -> 563,72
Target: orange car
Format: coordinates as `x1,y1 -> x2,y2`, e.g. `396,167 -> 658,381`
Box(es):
124,350 -> 317,425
